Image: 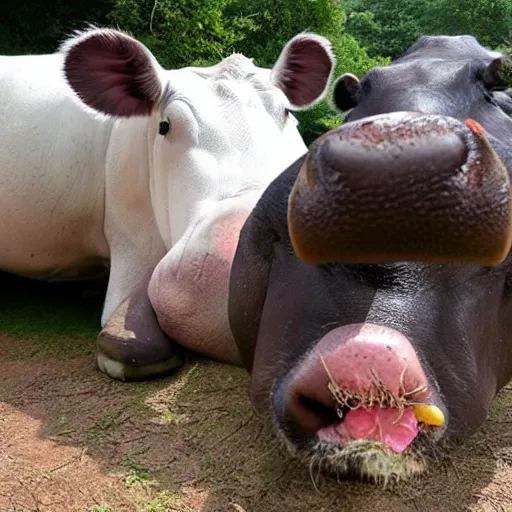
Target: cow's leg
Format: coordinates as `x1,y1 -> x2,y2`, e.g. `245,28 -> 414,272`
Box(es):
96,226 -> 185,381
95,121 -> 186,380
97,279 -> 184,381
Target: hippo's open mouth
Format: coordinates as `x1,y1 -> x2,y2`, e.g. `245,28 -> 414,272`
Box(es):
280,382 -> 446,484
310,384 -> 445,483
272,324 -> 448,483
318,405 -> 420,453
316,358 -> 443,454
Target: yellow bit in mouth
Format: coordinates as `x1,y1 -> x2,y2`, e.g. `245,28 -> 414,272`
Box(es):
413,404 -> 445,426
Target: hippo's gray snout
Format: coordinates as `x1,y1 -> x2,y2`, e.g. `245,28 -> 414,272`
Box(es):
288,111 -> 512,266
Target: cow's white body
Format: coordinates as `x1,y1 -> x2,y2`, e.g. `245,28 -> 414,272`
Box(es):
0,54 -> 111,279
0,29 -> 334,379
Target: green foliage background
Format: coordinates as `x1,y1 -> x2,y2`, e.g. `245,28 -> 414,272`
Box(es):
1,0 -> 511,143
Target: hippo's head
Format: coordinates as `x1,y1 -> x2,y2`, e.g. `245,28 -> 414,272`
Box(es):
229,35 -> 512,483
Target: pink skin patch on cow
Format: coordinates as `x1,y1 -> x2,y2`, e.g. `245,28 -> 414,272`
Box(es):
211,215 -> 247,263
149,208 -> 252,363
178,211 -> 249,289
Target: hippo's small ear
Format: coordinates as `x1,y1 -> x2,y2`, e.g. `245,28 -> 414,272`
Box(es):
333,73 -> 361,111
483,57 -> 512,91
271,33 -> 335,110
62,28 -> 164,117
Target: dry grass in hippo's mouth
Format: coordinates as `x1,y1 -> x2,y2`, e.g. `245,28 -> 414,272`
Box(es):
275,357 -> 447,487
3,275 -> 512,511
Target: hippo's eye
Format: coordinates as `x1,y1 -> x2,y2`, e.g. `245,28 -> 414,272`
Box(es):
158,119 -> 171,136
482,57 -> 512,91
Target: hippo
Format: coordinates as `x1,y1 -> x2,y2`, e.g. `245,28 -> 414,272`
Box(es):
228,34 -> 512,483
0,28 -> 334,380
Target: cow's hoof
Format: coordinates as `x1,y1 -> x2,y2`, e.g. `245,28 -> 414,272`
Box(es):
96,330 -> 185,381
97,286 -> 186,381
97,350 -> 184,381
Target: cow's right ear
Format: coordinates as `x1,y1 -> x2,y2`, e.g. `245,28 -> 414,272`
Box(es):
271,33 -> 335,110
61,28 -> 164,117
333,73 -> 361,112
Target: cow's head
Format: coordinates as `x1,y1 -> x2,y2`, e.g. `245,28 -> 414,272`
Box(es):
61,28 -> 334,247
229,35 -> 512,483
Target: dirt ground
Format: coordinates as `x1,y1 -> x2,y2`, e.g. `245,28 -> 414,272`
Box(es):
2,277 -> 512,511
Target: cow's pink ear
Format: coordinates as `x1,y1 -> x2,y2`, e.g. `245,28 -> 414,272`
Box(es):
271,33 -> 335,110
62,29 -> 163,117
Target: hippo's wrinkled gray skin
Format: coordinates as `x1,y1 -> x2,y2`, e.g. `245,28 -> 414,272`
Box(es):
228,35 -> 512,483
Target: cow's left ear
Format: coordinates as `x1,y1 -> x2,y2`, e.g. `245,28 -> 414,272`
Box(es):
271,33 -> 335,110
483,57 -> 512,91
62,28 -> 164,117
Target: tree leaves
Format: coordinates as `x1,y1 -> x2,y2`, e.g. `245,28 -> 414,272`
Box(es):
6,0 -> 512,144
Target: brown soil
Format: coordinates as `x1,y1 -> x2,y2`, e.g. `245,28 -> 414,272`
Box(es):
1,334 -> 512,512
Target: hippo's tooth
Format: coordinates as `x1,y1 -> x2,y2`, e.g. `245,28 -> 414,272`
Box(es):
413,404 -> 445,426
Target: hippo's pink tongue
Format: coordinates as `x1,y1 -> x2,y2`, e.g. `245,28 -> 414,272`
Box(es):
317,407 -> 419,454
344,407 -> 419,453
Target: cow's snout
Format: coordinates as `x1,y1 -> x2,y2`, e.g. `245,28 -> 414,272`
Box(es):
274,323 -> 446,454
287,112 -> 512,267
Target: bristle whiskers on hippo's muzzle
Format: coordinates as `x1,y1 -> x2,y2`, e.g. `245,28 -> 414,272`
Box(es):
287,112 -> 512,267
320,355 -> 428,420
271,324 -> 449,483
277,421 -> 448,487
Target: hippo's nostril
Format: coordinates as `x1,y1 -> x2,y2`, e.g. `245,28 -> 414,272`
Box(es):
298,394 -> 337,419
292,393 -> 339,434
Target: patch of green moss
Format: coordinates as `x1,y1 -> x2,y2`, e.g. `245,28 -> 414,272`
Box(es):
0,333 -> 96,362
125,468 -> 158,490
0,272 -> 102,340
84,505 -> 117,512
39,413 -> 78,438
0,380 -> 11,399
138,491 -> 185,512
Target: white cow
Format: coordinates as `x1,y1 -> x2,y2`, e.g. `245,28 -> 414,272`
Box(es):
0,28 -> 334,380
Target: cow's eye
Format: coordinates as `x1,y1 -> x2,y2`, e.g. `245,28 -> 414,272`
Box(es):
159,119 -> 171,136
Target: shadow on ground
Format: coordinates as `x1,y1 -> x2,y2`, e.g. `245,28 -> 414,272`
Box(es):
1,274 -> 512,511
